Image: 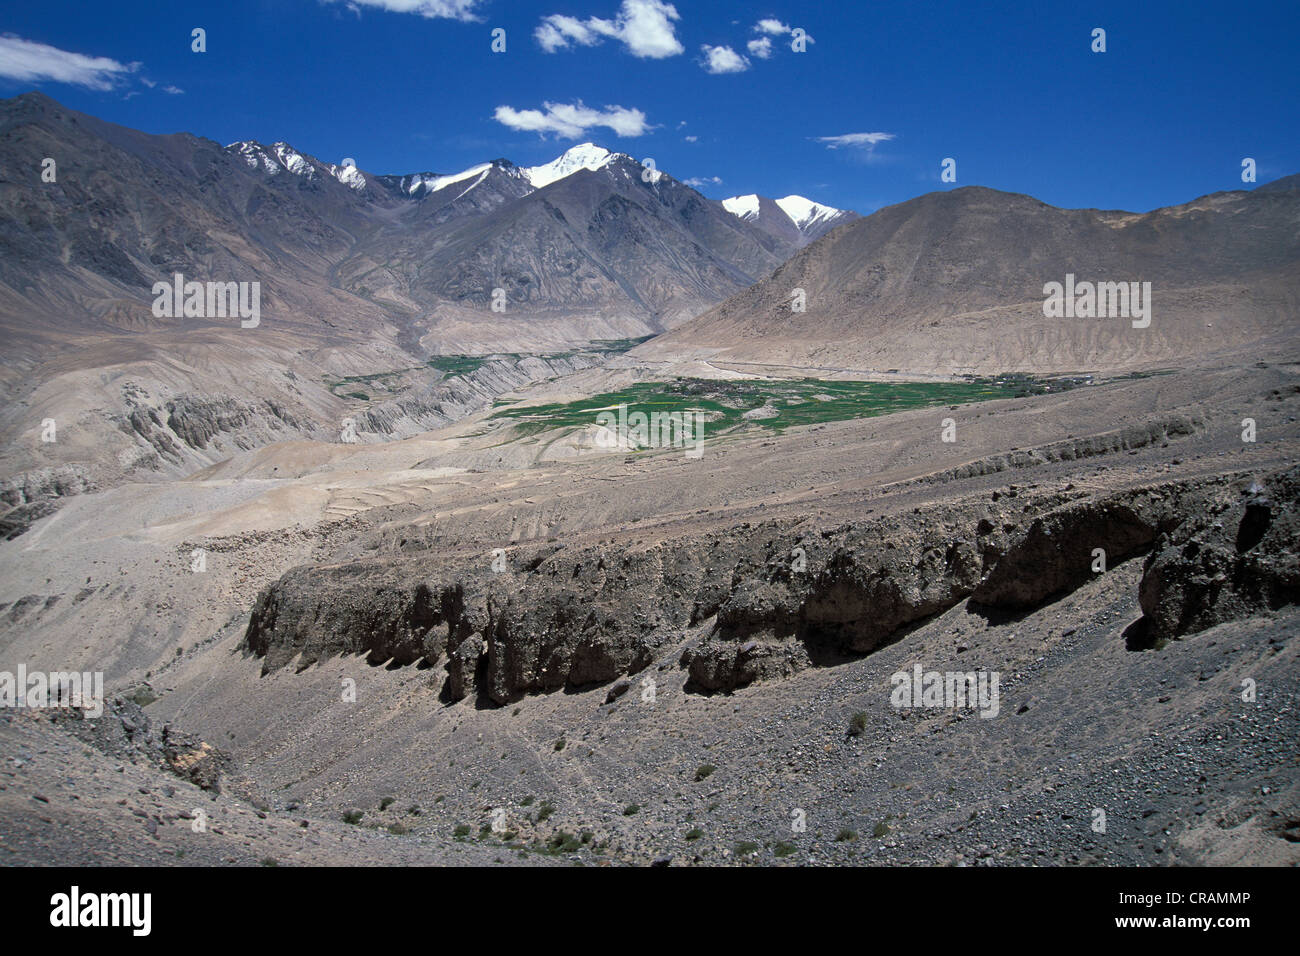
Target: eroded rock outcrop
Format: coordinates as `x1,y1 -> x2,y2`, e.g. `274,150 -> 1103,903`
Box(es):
239,470 -> 1296,701
1136,468 -> 1300,645
41,693 -> 231,792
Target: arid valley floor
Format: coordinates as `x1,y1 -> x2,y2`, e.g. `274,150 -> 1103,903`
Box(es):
2,353 -> 1297,866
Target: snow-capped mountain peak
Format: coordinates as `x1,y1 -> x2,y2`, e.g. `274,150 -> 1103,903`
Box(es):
228,141 -> 311,177
227,140 -> 366,190
721,194 -> 762,221
230,137 -> 647,198
522,143 -> 617,188
400,163 -> 493,196
719,191 -> 854,245
775,194 -> 842,231
327,161 -> 366,191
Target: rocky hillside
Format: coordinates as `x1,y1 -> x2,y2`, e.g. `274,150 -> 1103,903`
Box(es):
0,92 -> 799,362
639,179 -> 1300,375
242,456 -> 1298,705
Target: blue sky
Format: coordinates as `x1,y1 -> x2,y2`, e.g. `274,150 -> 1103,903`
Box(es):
2,0 -> 1297,214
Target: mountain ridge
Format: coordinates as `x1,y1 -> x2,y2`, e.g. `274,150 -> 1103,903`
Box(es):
637,178 -> 1300,375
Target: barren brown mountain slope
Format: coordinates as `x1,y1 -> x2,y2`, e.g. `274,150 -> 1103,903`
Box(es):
0,93 -> 800,527
637,179 -> 1300,376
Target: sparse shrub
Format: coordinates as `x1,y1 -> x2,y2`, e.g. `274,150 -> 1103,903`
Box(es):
379,796 -> 395,811
623,804 -> 640,816
342,810 -> 364,825
774,842 -> 796,857
387,822 -> 408,835
453,824 -> 471,838
685,827 -> 703,841
548,831 -> 581,852
735,841 -> 760,856
126,687 -> 157,708
848,711 -> 869,737
695,764 -> 715,781
835,828 -> 858,842
554,738 -> 566,751
536,801 -> 555,822
873,821 -> 890,838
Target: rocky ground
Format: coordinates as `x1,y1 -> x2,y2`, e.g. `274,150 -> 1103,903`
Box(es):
0,357 -> 1297,865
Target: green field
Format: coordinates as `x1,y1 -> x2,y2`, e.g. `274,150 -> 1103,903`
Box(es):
488,375 -> 1067,440
426,355 -> 492,378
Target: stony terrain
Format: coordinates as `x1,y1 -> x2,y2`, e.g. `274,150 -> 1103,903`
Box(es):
1,358 -> 1296,865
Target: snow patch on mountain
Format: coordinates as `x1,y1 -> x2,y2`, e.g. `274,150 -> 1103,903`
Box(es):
228,140 -> 367,190
329,162 -> 367,191
230,141 -> 292,176
722,194 -> 761,220
401,163 -> 493,196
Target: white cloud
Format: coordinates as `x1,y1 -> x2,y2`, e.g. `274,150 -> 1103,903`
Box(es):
746,36 -> 772,58
535,15 -> 600,52
0,35 -> 140,90
494,101 -> 650,138
684,134 -> 698,142
536,1 -> 683,58
327,0 -> 485,20
750,19 -> 813,46
701,44 -> 749,74
163,85 -> 184,94
683,175 -> 722,188
816,132 -> 896,151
